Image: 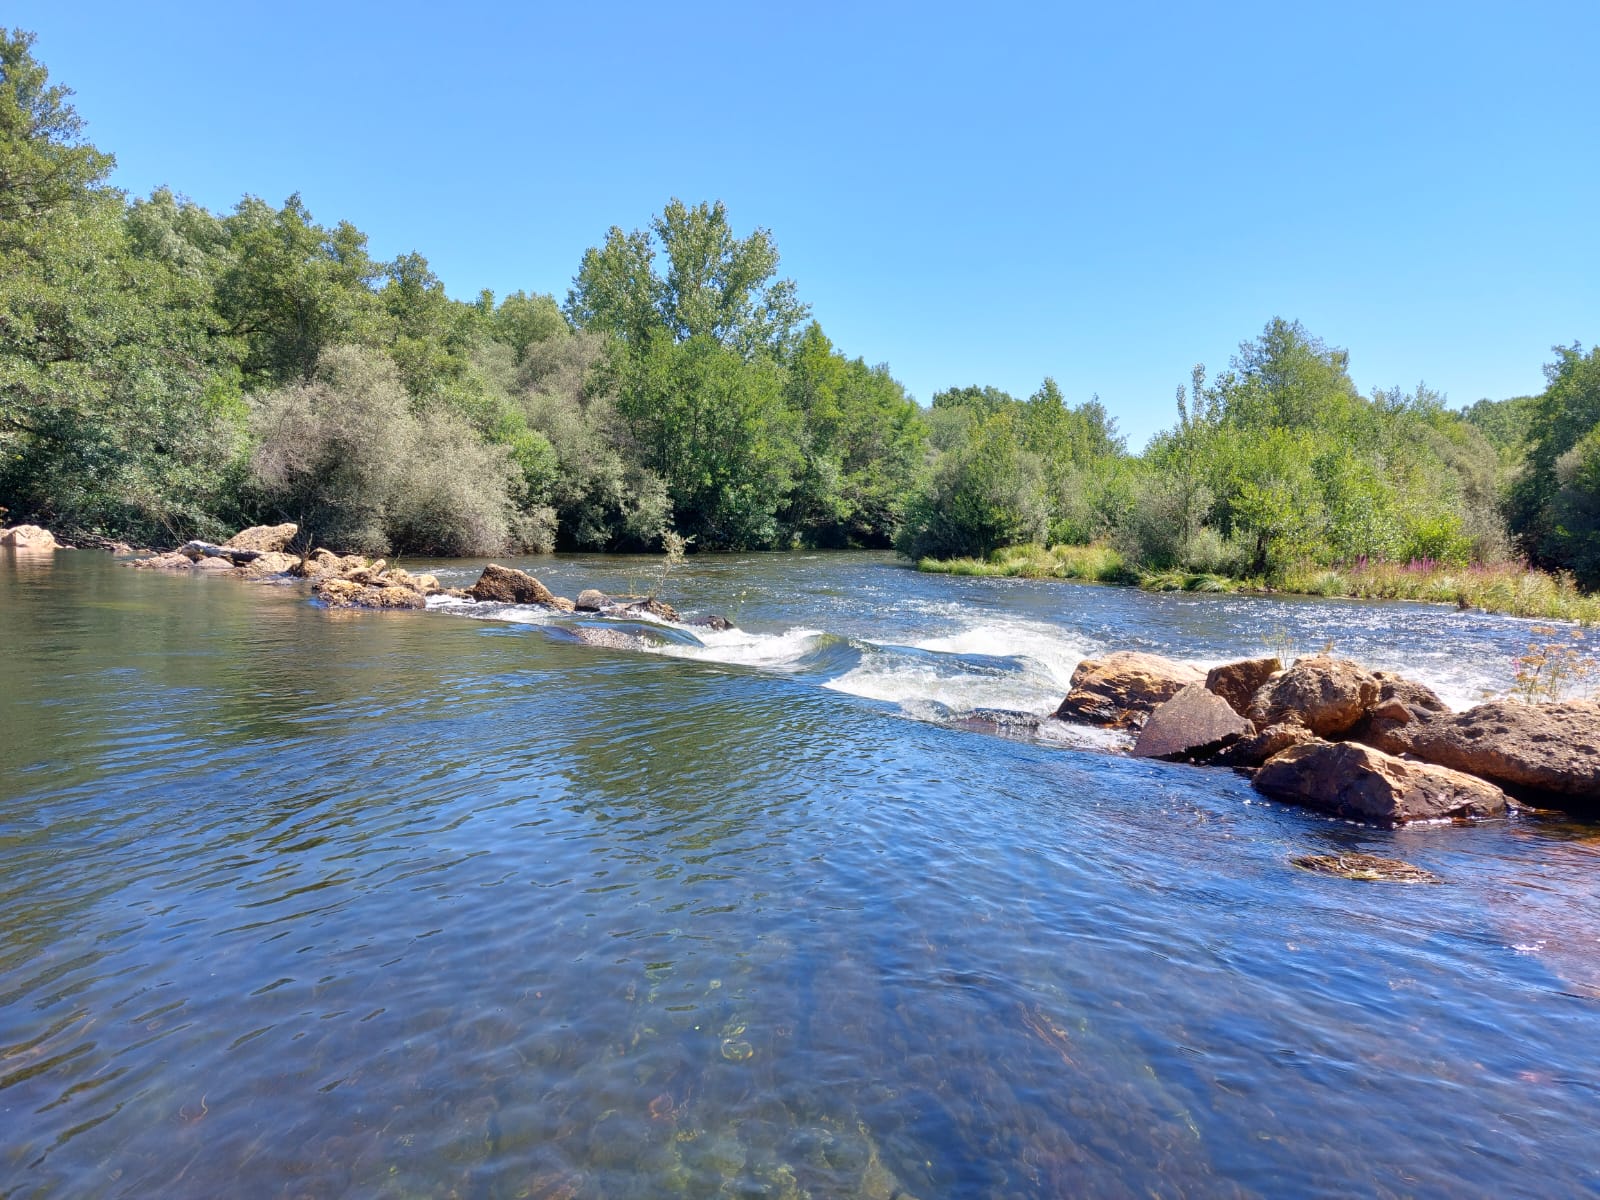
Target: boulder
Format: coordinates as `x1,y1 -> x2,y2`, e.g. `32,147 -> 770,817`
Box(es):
194,555 -> 239,572
1372,671 -> 1449,716
1247,655 -> 1379,736
1053,651 -> 1204,730
1213,721 -> 1315,769
222,523 -> 298,554
1204,656 -> 1280,718
1253,740 -> 1508,826
466,563 -> 576,611
128,551 -> 196,570
1132,683 -> 1253,761
688,614 -> 735,631
620,596 -> 679,622
1359,699 -> 1600,807
238,551 -> 300,577
313,578 -> 426,610
2,524 -> 60,550
575,588 -> 610,612
383,568 -> 440,596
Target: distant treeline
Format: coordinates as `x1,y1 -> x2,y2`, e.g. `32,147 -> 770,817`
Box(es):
2,30 -> 1597,588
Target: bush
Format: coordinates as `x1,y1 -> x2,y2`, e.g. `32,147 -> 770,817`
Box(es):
248,346 -> 528,556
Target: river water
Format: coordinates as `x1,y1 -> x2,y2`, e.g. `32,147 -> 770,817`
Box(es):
2,550 -> 1597,1198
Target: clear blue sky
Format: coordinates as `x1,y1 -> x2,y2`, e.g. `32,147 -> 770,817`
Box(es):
11,0 -> 1598,446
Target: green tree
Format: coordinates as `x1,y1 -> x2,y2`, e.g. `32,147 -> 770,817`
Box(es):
896,410 -> 1047,560
567,198 -> 809,361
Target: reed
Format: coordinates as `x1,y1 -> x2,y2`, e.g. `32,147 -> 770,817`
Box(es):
919,546 -> 1600,625
918,543 -> 1135,584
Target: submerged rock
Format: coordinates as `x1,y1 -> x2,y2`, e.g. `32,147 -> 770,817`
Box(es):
950,708 -> 1044,737
1,524 -> 61,550
467,563 -> 576,611
1291,852 -> 1441,883
1248,655 -> 1379,736
1053,651 -> 1204,730
222,522 -> 298,554
1253,739 -> 1509,826
1204,656 -> 1280,718
1360,699 -> 1600,808
1132,683 -> 1253,761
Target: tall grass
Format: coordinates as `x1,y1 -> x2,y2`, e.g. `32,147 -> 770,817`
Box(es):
918,543 -> 1136,584
918,545 -> 1600,625
1275,558 -> 1600,624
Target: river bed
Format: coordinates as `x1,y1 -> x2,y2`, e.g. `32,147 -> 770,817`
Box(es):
2,550 -> 1597,1198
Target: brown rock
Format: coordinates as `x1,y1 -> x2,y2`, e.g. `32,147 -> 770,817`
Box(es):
128,551 -> 196,570
1204,657 -> 1281,717
194,555 -> 239,572
1133,683 -> 1254,761
222,523 -> 299,554
620,596 -> 680,622
1360,699 -> 1600,806
2,524 -> 61,550
1254,740 -> 1509,826
313,578 -> 426,610
1373,671 -> 1449,715
238,551 -> 300,577
1248,655 -> 1379,736
383,568 -> 440,596
575,588 -> 610,612
1053,651 -> 1204,730
1213,721 -> 1315,769
466,563 -> 576,611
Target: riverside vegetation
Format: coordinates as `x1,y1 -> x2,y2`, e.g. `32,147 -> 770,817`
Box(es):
3,30 -> 1599,620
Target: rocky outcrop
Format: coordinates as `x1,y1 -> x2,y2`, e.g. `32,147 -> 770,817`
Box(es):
1360,699 -> 1600,806
1053,652 -> 1204,730
1132,683 -> 1253,761
466,564 -> 576,611
1248,656 -> 1379,736
222,523 -> 298,554
1204,657 -> 1280,718
313,578 -> 427,610
2,524 -> 62,550
1253,740 -> 1508,826
1213,721 -> 1314,769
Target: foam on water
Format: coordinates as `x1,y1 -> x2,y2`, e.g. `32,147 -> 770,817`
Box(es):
646,625 -> 828,671
825,618 -> 1104,716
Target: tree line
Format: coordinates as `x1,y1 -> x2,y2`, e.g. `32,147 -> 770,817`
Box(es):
2,29 -> 1596,590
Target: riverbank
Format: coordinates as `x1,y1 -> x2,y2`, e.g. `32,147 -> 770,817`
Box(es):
919,545 -> 1600,624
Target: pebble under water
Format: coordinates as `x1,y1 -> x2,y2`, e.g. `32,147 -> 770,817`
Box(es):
2,549 -> 1598,1199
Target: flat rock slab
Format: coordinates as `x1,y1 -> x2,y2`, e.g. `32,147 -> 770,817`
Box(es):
1133,683 -> 1253,761
1254,739 -> 1508,827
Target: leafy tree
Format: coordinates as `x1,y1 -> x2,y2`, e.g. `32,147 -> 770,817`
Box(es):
567,198 -> 809,361
217,194 -> 385,386
896,410 -> 1047,560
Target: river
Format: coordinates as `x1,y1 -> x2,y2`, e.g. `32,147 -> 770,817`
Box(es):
2,550 -> 1597,1198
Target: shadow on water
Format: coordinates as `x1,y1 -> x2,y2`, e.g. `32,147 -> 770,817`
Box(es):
2,551 -> 1598,1198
